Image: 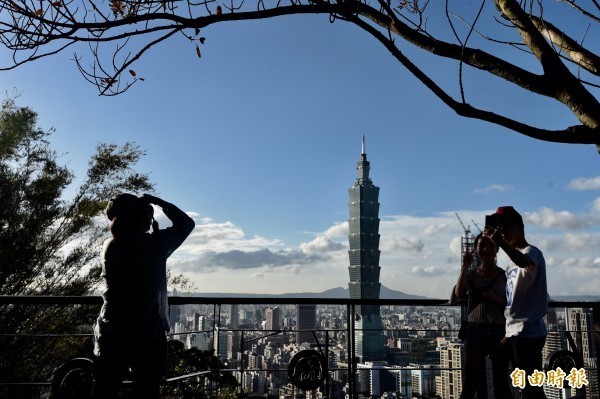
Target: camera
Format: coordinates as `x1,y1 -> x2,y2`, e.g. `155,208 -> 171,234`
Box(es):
485,213 -> 504,229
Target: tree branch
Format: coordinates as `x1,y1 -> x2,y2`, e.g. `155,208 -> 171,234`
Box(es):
2,0 -> 599,147
347,10 -> 600,145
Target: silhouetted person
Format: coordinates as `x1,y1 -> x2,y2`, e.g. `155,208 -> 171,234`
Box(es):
93,193 -> 195,399
455,233 -> 511,399
487,206 -> 547,399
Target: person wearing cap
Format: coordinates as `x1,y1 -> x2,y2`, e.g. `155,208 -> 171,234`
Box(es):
486,206 -> 548,399
93,193 -> 195,399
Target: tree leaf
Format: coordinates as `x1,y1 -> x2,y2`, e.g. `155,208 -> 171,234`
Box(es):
195,45 -> 202,58
129,69 -> 137,77
35,9 -> 43,16
199,37 -> 205,44
216,5 -> 222,15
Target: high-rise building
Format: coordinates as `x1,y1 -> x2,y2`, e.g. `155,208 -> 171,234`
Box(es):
229,304 -> 239,329
186,331 -> 210,350
265,306 -> 281,331
214,327 -> 234,360
296,304 -> 316,345
543,308 -> 570,399
438,338 -> 463,399
169,287 -> 181,328
348,136 -> 385,362
411,365 -> 438,397
356,361 -> 396,396
567,308 -> 599,399
194,313 -> 206,331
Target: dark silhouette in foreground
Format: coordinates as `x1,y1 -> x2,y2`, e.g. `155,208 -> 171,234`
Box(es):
93,193 -> 194,399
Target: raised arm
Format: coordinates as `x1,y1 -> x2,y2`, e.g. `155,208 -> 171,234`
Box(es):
454,250 -> 473,299
141,194 -> 195,236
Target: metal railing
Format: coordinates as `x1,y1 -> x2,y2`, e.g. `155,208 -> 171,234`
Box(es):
1,295 -> 599,399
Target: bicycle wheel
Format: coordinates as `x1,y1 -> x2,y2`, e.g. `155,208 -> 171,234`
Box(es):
51,357 -> 95,399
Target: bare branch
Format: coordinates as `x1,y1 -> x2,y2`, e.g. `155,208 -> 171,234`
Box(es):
348,10 -> 600,145
1,0 -> 599,146
530,15 -> 600,76
558,0 -> 600,23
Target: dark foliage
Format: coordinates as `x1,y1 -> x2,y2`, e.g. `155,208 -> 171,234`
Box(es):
0,98 -> 153,395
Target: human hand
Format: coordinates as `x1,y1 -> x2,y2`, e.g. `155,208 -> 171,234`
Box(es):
140,194 -> 165,206
140,193 -> 155,203
498,336 -> 510,351
484,227 -> 504,246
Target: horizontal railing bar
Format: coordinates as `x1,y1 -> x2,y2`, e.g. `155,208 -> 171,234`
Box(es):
0,382 -> 51,386
166,370 -> 211,382
0,295 -> 447,306
0,333 -> 94,337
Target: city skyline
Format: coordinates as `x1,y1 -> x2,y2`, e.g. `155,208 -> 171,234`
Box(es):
166,300 -> 597,398
3,4 -> 599,299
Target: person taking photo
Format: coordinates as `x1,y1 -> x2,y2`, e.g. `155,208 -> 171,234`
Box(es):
93,193 -> 195,399
486,206 -> 548,399
455,233 -> 511,399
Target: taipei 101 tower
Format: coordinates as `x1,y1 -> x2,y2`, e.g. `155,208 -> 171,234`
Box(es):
348,136 -> 385,362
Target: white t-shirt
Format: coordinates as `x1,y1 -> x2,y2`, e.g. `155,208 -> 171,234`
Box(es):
504,245 -> 548,338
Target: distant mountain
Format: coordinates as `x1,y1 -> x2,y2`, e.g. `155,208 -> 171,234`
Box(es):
185,285 -> 429,299
550,295 -> 600,302
178,289 -> 600,302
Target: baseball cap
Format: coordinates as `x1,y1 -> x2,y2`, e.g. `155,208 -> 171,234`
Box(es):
495,206 -> 523,227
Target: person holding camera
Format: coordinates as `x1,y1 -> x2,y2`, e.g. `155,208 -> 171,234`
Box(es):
486,206 -> 548,399
455,233 -> 511,399
93,193 -> 195,399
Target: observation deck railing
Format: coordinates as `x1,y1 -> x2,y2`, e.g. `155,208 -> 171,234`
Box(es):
1,296 -> 598,398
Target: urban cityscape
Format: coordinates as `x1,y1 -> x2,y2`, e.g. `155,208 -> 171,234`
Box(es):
165,139 -> 598,399
169,300 -> 598,399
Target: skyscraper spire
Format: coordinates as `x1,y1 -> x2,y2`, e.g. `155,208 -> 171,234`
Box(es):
357,135 -> 370,184
362,134 -> 365,155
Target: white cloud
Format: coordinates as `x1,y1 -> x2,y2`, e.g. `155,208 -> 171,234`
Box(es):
300,235 -> 345,254
381,236 -> 424,253
473,184 -> 514,194
448,236 -> 462,258
593,197 -> 600,214
321,222 -> 348,238
537,233 -> 600,253
567,176 -> 600,191
423,223 -> 450,236
526,207 -> 597,230
410,265 -> 448,276
166,204 -> 600,297
178,218 -> 284,255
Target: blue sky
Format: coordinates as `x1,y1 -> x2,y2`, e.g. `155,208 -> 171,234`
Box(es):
3,2 -> 600,298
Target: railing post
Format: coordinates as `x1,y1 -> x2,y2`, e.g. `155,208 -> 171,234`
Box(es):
594,305 -> 600,399
325,329 -> 329,398
347,302 -> 357,399
240,330 -> 244,397
212,302 -> 218,356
